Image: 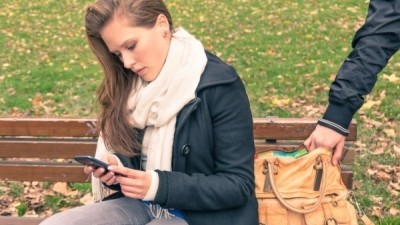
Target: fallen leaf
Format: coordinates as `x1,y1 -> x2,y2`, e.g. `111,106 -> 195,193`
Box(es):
271,97 -> 290,106
374,171 -> 391,181
66,190 -> 80,197
367,168 -> 376,176
372,206 -> 383,218
379,90 -> 386,98
352,181 -> 361,189
32,93 -> 42,107
389,208 -> 400,216
382,73 -> 400,83
389,182 -> 400,191
388,188 -> 399,197
393,145 -> 400,159
373,147 -> 385,155
52,182 -> 69,196
366,119 -> 383,127
383,129 -> 395,138
360,100 -> 381,110
79,193 -> 94,205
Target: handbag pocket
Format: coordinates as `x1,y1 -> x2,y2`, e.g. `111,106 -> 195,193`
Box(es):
258,198 -> 289,225
304,199 -> 352,225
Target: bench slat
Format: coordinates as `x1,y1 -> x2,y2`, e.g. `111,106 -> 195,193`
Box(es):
0,118 -> 356,140
0,162 -> 89,182
0,140 -> 354,163
253,118 -> 357,141
0,161 -> 353,188
0,140 -> 96,158
0,118 -> 98,137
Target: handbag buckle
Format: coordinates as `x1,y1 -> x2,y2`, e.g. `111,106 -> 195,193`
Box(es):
325,218 -> 337,225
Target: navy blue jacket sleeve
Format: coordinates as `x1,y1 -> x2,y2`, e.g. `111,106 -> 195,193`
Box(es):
320,0 -> 400,135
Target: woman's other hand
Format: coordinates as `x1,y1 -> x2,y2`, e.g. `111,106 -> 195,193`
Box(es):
108,166 -> 152,199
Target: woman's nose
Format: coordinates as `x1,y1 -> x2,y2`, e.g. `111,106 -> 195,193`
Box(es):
122,54 -> 135,69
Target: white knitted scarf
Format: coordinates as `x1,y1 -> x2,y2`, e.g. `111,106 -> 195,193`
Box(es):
92,28 -> 207,207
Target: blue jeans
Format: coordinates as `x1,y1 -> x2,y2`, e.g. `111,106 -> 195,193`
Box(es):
39,197 -> 188,225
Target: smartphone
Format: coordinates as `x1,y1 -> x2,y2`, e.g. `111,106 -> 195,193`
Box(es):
74,155 -> 125,176
74,155 -> 110,171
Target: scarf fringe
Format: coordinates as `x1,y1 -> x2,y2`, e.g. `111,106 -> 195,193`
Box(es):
148,203 -> 174,219
92,177 -> 109,202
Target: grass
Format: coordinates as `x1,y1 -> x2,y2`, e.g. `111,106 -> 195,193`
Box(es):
44,194 -> 72,214
16,202 -> 28,217
9,183 -> 23,198
70,183 -> 92,193
0,0 -> 399,223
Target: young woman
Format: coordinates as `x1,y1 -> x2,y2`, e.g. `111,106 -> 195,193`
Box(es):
40,0 -> 258,224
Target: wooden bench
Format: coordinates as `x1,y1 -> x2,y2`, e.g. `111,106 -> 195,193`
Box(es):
0,117 -> 357,225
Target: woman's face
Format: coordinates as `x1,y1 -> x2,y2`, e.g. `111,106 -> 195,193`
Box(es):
100,14 -> 171,82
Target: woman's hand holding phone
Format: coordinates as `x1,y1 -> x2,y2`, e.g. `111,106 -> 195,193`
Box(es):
83,154 -> 121,185
75,154 -> 152,198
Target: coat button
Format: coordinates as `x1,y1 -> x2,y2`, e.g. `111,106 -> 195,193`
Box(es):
181,144 -> 191,156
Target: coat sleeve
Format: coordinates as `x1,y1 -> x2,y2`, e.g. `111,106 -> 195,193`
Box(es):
320,0 -> 400,135
154,69 -> 255,211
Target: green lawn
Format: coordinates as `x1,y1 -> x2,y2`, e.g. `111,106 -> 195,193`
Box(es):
0,0 -> 399,223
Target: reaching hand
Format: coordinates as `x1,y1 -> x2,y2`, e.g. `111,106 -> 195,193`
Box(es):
304,124 -> 346,166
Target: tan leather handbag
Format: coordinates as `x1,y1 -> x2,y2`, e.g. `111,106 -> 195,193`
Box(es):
255,147 -> 360,225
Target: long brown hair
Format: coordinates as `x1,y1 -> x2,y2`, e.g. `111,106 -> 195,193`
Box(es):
84,0 -> 173,156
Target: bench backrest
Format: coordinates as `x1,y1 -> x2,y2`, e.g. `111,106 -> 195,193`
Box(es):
0,117 -> 357,188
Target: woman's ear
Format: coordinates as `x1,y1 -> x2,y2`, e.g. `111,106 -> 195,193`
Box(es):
156,14 -> 170,37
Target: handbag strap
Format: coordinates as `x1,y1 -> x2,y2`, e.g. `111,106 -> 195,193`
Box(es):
267,156 -> 328,214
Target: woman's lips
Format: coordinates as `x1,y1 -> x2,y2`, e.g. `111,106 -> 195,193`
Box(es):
135,68 -> 145,76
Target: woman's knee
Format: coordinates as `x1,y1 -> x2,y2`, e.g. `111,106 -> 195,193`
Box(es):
40,197 -> 151,225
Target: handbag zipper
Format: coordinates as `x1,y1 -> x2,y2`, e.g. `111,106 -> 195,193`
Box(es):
262,160 -> 272,192
313,156 -> 323,191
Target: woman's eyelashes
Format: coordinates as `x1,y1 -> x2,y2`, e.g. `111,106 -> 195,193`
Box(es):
112,43 -> 136,62
127,43 -> 136,51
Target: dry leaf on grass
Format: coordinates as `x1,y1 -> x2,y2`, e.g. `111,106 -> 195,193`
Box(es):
389,208 -> 400,216
52,182 -> 69,196
372,206 -> 384,218
383,129 -> 395,138
360,100 -> 382,110
374,171 -> 392,181
79,193 -> 94,205
393,145 -> 400,159
382,73 -> 400,83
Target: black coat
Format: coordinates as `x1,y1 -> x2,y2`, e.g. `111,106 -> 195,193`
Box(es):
321,0 -> 400,135
152,51 -> 258,225
115,51 -> 258,225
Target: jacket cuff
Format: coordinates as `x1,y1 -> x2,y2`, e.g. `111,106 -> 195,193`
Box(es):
320,102 -> 356,136
153,170 -> 168,206
143,171 -> 159,201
